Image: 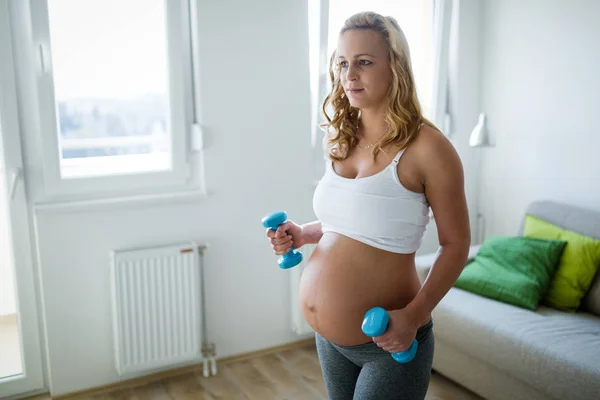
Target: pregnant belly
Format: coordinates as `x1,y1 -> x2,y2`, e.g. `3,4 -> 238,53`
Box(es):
299,233 -> 423,346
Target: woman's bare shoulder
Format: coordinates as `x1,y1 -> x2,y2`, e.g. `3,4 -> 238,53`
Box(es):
410,124 -> 453,153
407,125 -> 461,171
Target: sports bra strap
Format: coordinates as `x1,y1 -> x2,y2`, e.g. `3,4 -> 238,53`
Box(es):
392,121 -> 425,164
392,149 -> 406,164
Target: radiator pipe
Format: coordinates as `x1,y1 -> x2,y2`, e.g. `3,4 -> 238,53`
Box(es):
198,244 -> 217,377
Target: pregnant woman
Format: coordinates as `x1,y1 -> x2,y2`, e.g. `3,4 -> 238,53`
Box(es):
266,11 -> 470,400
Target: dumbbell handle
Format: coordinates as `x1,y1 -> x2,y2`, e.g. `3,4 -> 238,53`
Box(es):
361,307 -> 418,363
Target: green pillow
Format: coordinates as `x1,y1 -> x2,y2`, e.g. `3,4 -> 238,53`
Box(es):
454,236 -> 567,310
523,214 -> 600,312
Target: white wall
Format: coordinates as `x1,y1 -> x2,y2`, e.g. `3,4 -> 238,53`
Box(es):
479,0 -> 600,236
17,0 -> 315,395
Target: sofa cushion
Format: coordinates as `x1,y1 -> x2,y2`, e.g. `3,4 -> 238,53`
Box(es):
518,200 -> 600,316
453,236 -> 567,310
433,288 -> 600,400
523,214 -> 600,312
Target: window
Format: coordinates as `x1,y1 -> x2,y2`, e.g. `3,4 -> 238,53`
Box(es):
48,0 -> 171,179
308,0 -> 450,180
29,0 -> 200,201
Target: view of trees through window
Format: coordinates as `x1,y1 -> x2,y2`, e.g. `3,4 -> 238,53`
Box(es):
57,95 -> 167,159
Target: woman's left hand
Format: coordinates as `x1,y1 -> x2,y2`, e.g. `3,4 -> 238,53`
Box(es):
371,308 -> 420,353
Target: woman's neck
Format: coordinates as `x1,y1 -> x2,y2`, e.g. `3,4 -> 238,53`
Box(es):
358,108 -> 388,143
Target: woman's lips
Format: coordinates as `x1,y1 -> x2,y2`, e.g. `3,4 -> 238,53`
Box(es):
347,88 -> 364,95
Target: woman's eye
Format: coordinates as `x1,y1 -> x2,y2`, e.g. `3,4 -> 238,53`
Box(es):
339,60 -> 371,68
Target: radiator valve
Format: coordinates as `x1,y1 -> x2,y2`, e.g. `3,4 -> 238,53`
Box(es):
202,342 -> 217,377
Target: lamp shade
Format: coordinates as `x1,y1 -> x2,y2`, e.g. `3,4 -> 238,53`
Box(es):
469,113 -> 494,147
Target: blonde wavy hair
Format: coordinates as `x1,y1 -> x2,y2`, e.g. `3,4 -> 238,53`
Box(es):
321,11 -> 436,161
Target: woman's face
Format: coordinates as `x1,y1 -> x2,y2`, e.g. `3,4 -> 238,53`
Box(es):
337,29 -> 392,111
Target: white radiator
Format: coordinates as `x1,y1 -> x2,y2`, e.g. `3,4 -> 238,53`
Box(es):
289,244 -> 315,336
110,242 -> 215,376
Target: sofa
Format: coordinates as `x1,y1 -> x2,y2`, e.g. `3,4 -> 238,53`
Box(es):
416,200 -> 600,400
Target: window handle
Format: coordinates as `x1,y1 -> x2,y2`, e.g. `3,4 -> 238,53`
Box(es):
38,44 -> 50,74
9,167 -> 22,200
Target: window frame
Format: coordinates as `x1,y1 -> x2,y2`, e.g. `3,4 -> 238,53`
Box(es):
308,0 -> 330,184
28,0 -> 198,202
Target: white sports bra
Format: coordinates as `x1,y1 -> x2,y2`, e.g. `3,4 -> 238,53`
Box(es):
312,148 -> 431,254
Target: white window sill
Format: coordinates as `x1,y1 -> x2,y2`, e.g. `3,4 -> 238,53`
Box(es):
59,152 -> 171,179
34,188 -> 209,215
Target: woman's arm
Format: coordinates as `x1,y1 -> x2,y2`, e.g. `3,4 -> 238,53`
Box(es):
405,128 -> 472,326
301,220 -> 324,245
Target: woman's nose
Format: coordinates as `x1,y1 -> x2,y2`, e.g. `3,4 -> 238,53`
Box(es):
345,64 -> 358,81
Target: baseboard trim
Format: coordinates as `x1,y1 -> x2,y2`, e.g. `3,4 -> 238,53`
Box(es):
216,337 -> 315,366
14,391 -> 50,400
52,337 -> 316,399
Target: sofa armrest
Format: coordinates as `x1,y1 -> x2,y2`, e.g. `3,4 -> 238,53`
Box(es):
415,244 -> 482,283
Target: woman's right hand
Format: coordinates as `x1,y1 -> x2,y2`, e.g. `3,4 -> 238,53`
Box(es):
265,220 -> 305,255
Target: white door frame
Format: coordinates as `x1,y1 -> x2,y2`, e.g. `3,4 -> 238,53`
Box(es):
0,0 -> 46,397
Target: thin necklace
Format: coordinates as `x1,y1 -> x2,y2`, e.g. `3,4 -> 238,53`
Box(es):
356,126 -> 389,150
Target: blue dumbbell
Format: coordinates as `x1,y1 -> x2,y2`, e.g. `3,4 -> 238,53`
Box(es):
261,211 -> 303,269
361,306 -> 418,363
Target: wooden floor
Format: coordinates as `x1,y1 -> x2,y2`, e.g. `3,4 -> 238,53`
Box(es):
26,342 -> 482,400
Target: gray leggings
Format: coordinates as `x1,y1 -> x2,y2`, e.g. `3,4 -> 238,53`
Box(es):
315,319 -> 434,400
